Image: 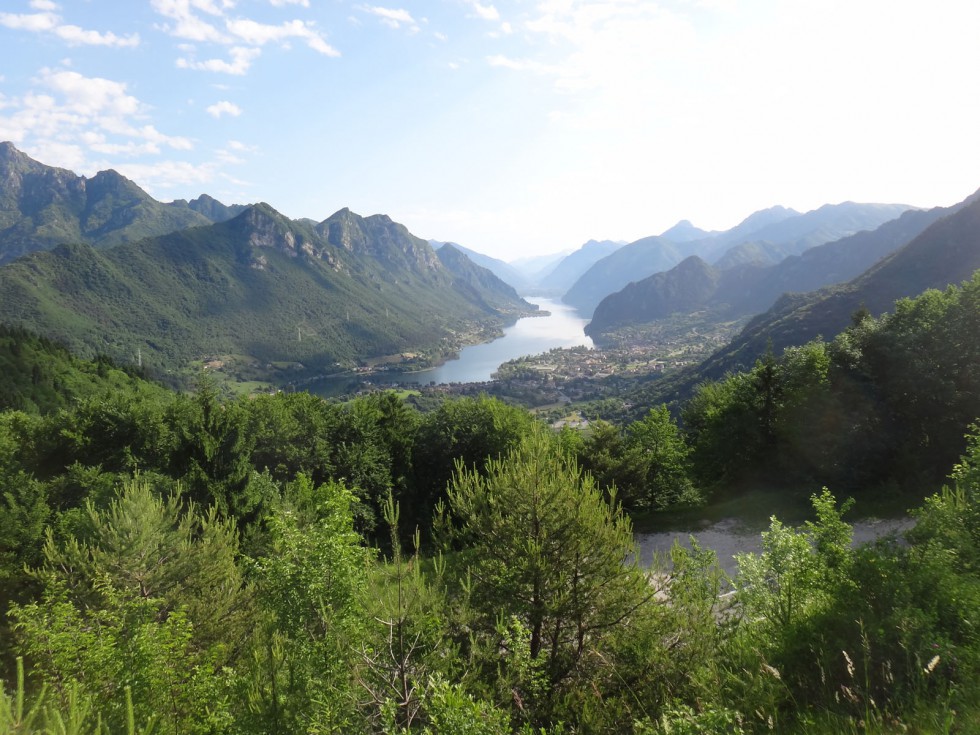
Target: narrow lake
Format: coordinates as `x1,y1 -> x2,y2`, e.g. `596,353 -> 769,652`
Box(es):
308,296 -> 592,395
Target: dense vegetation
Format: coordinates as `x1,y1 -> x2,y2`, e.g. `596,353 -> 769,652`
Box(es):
1,270 -> 980,732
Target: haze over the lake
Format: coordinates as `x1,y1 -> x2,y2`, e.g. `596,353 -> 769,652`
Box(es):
2,0 -> 978,260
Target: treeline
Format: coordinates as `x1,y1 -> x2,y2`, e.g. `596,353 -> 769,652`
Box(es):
682,271 -> 980,495
2,272 -> 980,731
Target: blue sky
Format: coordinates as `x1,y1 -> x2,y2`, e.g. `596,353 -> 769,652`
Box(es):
2,1 -> 980,261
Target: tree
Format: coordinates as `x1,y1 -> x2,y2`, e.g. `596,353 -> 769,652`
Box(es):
9,476 -> 248,733
441,426 -> 653,722
626,405 -> 698,508
410,396 -> 536,534
245,479 -> 370,732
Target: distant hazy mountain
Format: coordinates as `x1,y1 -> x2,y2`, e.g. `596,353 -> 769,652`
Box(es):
692,189 -> 980,381
585,255 -> 720,338
430,239 -> 530,292
658,219 -> 713,243
533,239 -> 626,295
712,240 -> 802,269
562,236 -> 684,316
706,201 -> 913,266
587,203 -> 950,338
0,142 -> 240,264
509,252 -> 568,282
0,200 -> 536,378
563,202 -> 914,317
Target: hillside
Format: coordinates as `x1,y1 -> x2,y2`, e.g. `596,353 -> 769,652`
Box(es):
532,239 -> 626,295
430,240 -> 530,292
693,191 -> 980,381
0,203 -> 536,383
0,324 -> 166,414
0,142 -> 246,264
435,243 -> 538,313
563,202 -> 912,317
562,236 -> 685,316
587,202 -> 954,338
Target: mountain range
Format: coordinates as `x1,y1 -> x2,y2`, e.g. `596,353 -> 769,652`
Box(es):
586,202 -> 961,338
0,144 -> 535,383
0,142 -> 250,265
688,189 -> 980,382
561,201 -> 913,316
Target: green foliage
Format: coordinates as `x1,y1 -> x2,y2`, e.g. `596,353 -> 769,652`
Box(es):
8,477 -> 247,733
33,475 -> 252,659
0,657 -> 157,735
0,325 -> 155,415
245,478 -> 369,732
686,275 -> 980,493
410,396 -> 536,534
735,490 -> 854,635
442,426 -> 653,726
578,408 -> 698,511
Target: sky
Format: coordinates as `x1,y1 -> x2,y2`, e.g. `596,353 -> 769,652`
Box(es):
2,1 -> 980,262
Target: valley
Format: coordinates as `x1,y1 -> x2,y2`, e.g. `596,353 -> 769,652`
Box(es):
4,142 -> 980,734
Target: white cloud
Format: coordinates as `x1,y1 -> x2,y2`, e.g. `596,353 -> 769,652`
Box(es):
225,17 -> 339,56
0,8 -> 139,46
0,11 -> 58,32
206,100 -> 243,118
0,66 -> 195,186
177,46 -> 261,74
487,55 -> 556,75
466,1 -> 499,21
54,24 -> 140,47
269,0 -> 309,6
113,159 -> 222,190
361,6 -> 419,32
30,0 -> 59,10
39,69 -> 142,116
151,0 -> 229,42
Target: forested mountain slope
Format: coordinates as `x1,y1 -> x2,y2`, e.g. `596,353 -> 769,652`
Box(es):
0,142 -> 243,264
0,203 -> 535,381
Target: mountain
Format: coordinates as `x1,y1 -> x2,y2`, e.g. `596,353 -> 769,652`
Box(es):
562,236 -> 685,316
584,256 -> 720,337
705,201 -> 913,265
435,243 -> 537,313
712,240 -> 803,269
0,202 -> 536,381
693,190 -> 980,381
658,219 -> 712,243
533,239 -> 626,295
0,142 -> 231,264
586,203 -> 953,338
430,240 -> 530,292
178,193 -> 248,223
563,202 -> 913,318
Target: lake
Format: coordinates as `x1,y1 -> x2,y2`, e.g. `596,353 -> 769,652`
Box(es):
308,296 -> 592,395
